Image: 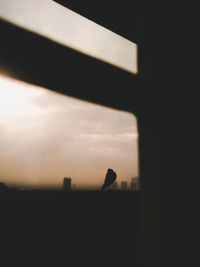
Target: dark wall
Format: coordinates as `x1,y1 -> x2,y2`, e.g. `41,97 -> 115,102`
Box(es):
1,191 -> 141,266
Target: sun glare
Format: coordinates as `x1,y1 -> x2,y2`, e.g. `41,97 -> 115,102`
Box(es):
0,74 -> 44,117
0,73 -> 139,190
0,75 -> 30,106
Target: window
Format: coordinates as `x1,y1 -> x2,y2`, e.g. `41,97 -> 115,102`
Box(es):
0,2 -> 142,267
0,74 -> 139,191
0,0 -> 139,192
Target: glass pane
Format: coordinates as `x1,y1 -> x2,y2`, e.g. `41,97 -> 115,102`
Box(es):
0,0 -> 137,74
0,74 -> 139,191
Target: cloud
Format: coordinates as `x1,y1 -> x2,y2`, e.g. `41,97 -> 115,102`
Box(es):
0,75 -> 138,189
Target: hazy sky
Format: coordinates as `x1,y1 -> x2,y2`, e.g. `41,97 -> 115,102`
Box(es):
0,74 -> 138,190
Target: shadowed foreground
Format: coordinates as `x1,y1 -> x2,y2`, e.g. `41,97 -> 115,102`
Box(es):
1,190 -> 141,266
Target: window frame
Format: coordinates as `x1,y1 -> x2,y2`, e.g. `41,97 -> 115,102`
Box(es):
0,8 -> 162,266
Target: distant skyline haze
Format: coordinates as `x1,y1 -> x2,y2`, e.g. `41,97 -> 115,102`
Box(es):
0,74 -> 138,190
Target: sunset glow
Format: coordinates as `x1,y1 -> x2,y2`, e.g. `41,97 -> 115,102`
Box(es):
0,74 -> 138,190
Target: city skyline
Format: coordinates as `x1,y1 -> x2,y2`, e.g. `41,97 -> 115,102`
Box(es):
0,74 -> 139,190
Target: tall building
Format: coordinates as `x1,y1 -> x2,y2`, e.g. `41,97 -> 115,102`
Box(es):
63,177 -> 71,191
130,177 -> 137,190
130,177 -> 140,190
121,181 -> 127,190
111,181 -> 118,190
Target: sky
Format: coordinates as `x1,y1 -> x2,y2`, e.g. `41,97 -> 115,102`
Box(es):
0,74 -> 138,190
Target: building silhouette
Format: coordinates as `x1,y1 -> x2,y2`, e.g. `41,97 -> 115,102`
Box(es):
130,177 -> 140,190
111,181 -> 118,190
130,178 -> 137,190
0,182 -> 9,192
121,181 -> 127,190
63,177 -> 71,191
